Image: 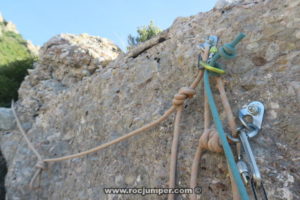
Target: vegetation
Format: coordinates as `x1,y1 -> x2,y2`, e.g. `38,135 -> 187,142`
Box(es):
0,58 -> 35,107
0,21 -> 36,107
127,21 -> 162,50
0,30 -> 32,66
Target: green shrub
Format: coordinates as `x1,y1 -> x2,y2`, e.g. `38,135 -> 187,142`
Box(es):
0,31 -> 32,66
127,21 -> 162,50
0,58 -> 35,107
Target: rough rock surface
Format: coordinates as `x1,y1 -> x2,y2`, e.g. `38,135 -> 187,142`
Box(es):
0,108 -> 15,131
17,33 -> 121,123
1,0 -> 300,199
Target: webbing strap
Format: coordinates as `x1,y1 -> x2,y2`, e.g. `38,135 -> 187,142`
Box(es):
203,70 -> 250,200
200,61 -> 225,74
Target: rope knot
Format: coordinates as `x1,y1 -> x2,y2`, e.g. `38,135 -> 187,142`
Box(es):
199,128 -> 222,153
35,160 -> 46,170
29,160 -> 47,190
172,87 -> 196,107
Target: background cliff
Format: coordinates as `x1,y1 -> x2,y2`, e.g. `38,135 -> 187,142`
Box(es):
0,0 -> 299,199
0,13 -> 38,66
0,13 -> 39,108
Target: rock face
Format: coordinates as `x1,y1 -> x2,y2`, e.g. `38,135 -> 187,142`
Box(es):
1,0 -> 300,199
17,33 -> 121,123
0,108 -> 15,131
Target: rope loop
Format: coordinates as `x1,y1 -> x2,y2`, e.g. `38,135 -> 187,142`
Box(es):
35,160 -> 46,170
199,128 -> 223,153
29,160 -> 47,190
172,87 -> 196,107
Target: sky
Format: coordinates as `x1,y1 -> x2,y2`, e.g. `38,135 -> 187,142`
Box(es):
1,0 -> 217,51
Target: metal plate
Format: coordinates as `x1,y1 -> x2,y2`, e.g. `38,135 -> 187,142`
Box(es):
239,101 -> 265,130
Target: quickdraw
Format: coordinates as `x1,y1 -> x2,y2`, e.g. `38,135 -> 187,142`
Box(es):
201,33 -> 250,200
193,34 -> 268,200
236,101 -> 268,200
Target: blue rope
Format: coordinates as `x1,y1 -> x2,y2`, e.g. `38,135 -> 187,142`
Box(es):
203,70 -> 250,200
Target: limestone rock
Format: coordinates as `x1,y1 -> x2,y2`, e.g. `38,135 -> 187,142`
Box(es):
0,108 -> 15,131
25,40 -> 39,56
215,0 -> 265,10
17,33 -> 121,122
3,21 -> 18,34
215,0 -> 242,9
1,0 -> 300,200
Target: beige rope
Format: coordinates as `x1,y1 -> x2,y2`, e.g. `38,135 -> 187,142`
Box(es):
189,77 -> 242,200
44,107 -> 175,162
190,91 -> 223,200
216,77 -> 241,200
11,101 -> 43,161
12,102 -> 176,188
189,80 -> 243,200
216,77 -> 238,137
168,106 -> 183,200
189,41 -> 241,199
189,95 -> 210,200
12,70 -> 203,190
189,85 -> 241,200
167,70 -> 204,200
29,161 -> 45,189
190,46 -> 217,200
11,101 -> 47,189
168,87 -> 197,200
